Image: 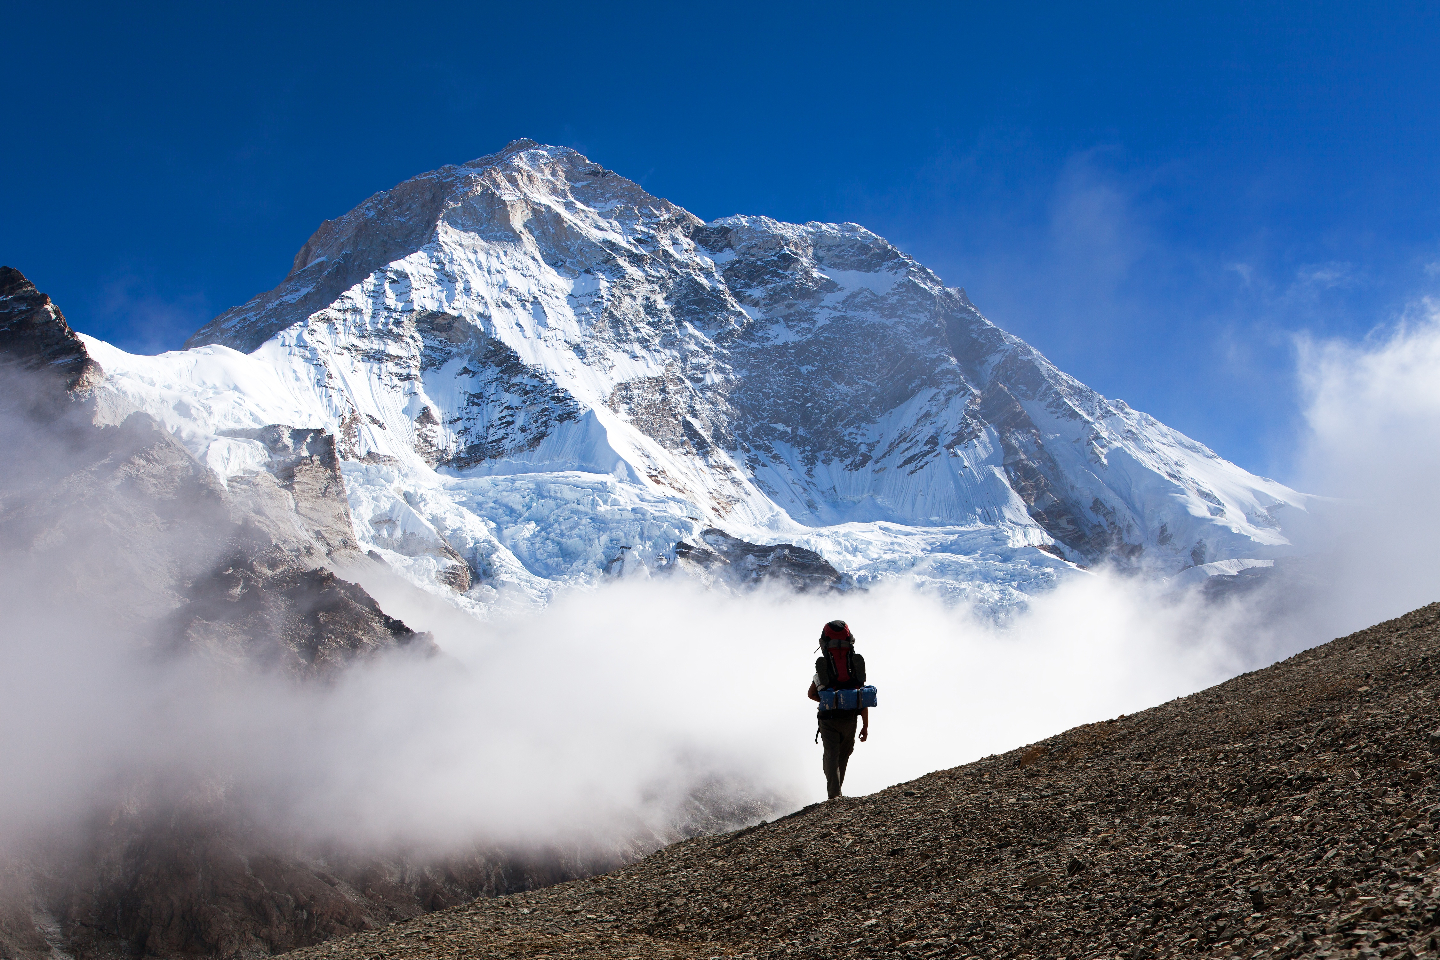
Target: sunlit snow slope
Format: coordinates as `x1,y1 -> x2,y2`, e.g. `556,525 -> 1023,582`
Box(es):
85,140 -> 1306,611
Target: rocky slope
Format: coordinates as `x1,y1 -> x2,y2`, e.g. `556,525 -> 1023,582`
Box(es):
87,140 -> 1304,613
284,601 -> 1440,960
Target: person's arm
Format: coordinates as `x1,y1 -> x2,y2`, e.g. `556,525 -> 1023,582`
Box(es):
807,681 -> 819,702
858,706 -> 869,741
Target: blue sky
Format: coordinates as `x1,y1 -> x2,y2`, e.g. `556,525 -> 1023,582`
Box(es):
5,1 -> 1439,481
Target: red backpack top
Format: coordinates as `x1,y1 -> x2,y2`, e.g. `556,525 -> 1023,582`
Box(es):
815,620 -> 865,692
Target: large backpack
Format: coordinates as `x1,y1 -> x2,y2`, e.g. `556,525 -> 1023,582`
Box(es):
816,647 -> 866,691
816,646 -> 870,721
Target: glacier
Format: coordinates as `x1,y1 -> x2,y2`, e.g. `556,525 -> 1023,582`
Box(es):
79,139 -> 1307,613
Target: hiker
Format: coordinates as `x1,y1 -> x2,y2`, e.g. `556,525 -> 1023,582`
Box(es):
807,619 -> 870,799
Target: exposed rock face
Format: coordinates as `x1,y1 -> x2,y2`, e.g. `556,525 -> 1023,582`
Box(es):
673,529 -> 848,593
281,602 -> 1440,960
222,425 -> 364,559
977,380 -> 1136,562
0,265 -> 103,395
0,271 -> 381,636
172,559 -> 428,677
0,273 -> 433,955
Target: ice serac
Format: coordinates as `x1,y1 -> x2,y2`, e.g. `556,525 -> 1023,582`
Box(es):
129,140 -> 1303,608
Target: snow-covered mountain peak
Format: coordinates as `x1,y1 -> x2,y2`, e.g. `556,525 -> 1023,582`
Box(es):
191,140 -> 699,355
111,144 -> 1307,610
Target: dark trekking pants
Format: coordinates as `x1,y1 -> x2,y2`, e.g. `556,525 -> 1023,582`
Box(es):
818,714 -> 858,799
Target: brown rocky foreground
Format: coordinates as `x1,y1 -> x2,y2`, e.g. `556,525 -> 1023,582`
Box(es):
288,602 -> 1440,960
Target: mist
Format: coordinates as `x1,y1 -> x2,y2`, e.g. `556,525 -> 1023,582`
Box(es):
2,305 -> 1439,864
1288,297 -> 1440,638
0,552 -> 1300,857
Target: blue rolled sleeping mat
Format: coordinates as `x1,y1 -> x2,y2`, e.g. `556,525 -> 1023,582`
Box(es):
818,686 -> 879,710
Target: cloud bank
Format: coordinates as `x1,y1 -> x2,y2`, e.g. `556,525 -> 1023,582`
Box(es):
1291,297 -> 1440,637
0,556 -> 1274,856
2,304 -> 1439,863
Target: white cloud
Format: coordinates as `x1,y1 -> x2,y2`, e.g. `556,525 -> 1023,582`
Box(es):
1291,298 -> 1440,634
0,535 -> 1269,854
6,303 -> 1440,862
1292,261 -> 1355,294
1046,149 -> 1149,292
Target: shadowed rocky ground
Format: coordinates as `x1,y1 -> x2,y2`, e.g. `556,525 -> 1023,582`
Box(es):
286,602 -> 1440,960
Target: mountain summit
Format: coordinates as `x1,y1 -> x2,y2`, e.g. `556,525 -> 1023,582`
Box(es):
92,141 -> 1303,608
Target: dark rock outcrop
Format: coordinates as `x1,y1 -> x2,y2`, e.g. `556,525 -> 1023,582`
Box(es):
173,559 -> 432,677
0,273 -> 450,958
978,381 -> 1137,565
673,528 -> 848,592
284,602 -> 1440,960
0,266 -> 103,396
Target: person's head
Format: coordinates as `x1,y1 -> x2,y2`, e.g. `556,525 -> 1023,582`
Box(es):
819,619 -> 854,650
